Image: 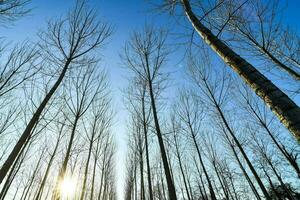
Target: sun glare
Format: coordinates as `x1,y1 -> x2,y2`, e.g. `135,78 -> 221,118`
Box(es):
59,176 -> 77,198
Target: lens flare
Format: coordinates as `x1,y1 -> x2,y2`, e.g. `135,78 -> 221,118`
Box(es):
59,176 -> 76,198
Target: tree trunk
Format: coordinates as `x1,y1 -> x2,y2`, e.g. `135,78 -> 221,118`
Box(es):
188,124 -> 217,200
228,172 -> 239,200
146,57 -> 177,199
266,157 -> 295,200
201,74 -> 270,199
98,154 -> 107,200
0,139 -> 31,200
0,59 -> 71,183
53,114 -> 79,200
174,132 -> 191,200
218,108 -> 270,199
35,125 -> 63,200
90,137 -> 101,200
181,0 -> 300,141
223,131 -> 262,200
0,152 -> 25,200
141,93 -> 154,200
262,167 -> 281,200
193,156 -> 208,200
79,138 -> 93,200
213,162 -> 229,200
138,135 -> 145,200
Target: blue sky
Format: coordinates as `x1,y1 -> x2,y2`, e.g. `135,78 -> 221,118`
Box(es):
1,0 -> 300,199
0,1 -> 183,199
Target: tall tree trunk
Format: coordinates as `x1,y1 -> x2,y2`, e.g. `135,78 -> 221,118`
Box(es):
196,178 -> 206,200
160,165 -> 167,200
219,165 -> 235,200
221,112 -> 270,198
80,122 -> 96,200
0,59 -> 71,183
20,178 -> 31,200
228,172 -> 239,200
0,139 -> 32,200
90,137 -> 101,200
98,167 -> 105,200
138,135 -> 145,200
184,163 -> 194,200
12,180 -> 22,200
146,59 -> 177,199
262,167 -> 281,199
0,144 -> 30,200
181,0 -> 300,141
212,162 -> 229,200
223,131 -> 262,200
53,115 -> 79,200
79,142 -> 92,200
60,116 -> 79,175
188,124 -> 217,200
98,140 -> 110,200
192,156 -> 208,200
141,92 -> 154,200
202,74 -> 270,199
134,164 -> 137,200
173,131 -> 191,200
179,181 -> 187,200
265,157 -> 295,200
35,125 -> 63,200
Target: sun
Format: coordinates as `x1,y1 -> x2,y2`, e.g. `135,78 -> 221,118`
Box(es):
59,176 -> 77,198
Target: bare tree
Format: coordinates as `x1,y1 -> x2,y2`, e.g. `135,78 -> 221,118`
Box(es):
34,118 -> 65,200
20,146 -> 46,200
187,57 -> 271,199
161,0 -> 300,141
97,134 -> 116,200
124,152 -> 137,200
53,65 -> 108,199
249,130 -> 296,200
79,81 -> 112,200
123,26 -> 177,199
239,86 -> 300,178
170,116 -> 192,200
0,98 -> 54,200
0,0 -> 112,183
125,78 -> 155,200
174,93 -> 217,200
203,134 -> 233,200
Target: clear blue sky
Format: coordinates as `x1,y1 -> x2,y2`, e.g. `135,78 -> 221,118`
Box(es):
0,1 -> 183,199
1,0 -> 300,199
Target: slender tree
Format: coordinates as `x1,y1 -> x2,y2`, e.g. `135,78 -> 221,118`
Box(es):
53,65 -> 108,199
79,83 -> 112,200
175,93 -> 217,200
162,0 -> 300,141
123,26 -> 177,199
34,119 -> 65,200
187,59 -> 271,199
0,0 -> 112,183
